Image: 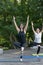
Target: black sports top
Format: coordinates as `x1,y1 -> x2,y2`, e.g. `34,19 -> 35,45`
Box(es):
18,31 -> 26,44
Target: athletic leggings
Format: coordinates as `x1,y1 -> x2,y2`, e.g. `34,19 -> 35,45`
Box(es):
37,46 -> 40,54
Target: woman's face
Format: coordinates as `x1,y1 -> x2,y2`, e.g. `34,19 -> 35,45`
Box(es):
20,23 -> 24,29
36,28 -> 40,33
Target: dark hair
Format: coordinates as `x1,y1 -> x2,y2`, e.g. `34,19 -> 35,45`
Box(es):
35,28 -> 41,32
19,23 -> 25,30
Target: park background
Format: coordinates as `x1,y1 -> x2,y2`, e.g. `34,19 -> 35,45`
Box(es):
0,0 -> 43,50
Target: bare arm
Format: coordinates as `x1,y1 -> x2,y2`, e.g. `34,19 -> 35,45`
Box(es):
31,22 -> 36,33
13,16 -> 20,33
24,15 -> 29,33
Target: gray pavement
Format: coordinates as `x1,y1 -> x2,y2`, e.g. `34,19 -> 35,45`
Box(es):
0,48 -> 43,65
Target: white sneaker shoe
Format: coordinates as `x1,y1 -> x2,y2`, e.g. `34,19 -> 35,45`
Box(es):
20,58 -> 23,61
37,54 -> 39,57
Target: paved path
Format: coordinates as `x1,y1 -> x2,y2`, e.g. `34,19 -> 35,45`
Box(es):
0,48 -> 43,65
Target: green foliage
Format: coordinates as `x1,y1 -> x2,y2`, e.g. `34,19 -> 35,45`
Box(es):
0,0 -> 43,48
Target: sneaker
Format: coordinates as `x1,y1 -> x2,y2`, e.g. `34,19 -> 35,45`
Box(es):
20,58 -> 23,61
37,54 -> 39,57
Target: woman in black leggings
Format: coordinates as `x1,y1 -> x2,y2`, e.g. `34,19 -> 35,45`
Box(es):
13,15 -> 29,61
31,22 -> 43,57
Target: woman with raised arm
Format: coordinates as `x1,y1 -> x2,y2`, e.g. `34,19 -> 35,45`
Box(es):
13,15 -> 29,61
31,22 -> 43,57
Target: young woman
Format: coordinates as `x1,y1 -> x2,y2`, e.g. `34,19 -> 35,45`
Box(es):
13,15 -> 29,61
31,22 -> 43,57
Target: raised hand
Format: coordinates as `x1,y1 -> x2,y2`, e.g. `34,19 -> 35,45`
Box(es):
27,15 -> 29,21
13,16 -> 15,20
31,21 -> 33,26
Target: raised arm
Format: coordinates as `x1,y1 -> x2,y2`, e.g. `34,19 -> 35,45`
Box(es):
13,16 -> 20,33
24,15 -> 29,33
31,21 -> 36,33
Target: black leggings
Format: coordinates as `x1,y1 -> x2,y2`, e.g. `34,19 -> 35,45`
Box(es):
13,42 -> 25,48
37,46 -> 40,54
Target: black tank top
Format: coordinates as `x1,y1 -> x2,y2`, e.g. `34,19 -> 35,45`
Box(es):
18,31 -> 26,44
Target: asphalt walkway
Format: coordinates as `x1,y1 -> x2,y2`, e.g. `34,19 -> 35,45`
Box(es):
0,48 -> 43,65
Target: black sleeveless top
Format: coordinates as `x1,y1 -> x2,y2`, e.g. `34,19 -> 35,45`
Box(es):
18,31 -> 26,44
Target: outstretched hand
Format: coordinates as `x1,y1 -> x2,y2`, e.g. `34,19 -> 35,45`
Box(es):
13,16 -> 15,20
27,15 -> 29,21
31,21 -> 33,26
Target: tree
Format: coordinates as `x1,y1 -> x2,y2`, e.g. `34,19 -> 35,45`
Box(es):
0,0 -> 43,49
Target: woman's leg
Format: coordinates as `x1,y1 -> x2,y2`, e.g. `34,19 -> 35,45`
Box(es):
14,42 -> 21,48
20,43 -> 25,61
21,47 -> 24,55
20,47 -> 24,57
20,47 -> 24,61
37,45 -> 40,54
